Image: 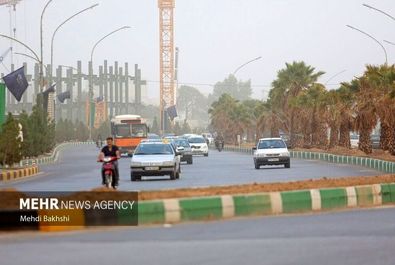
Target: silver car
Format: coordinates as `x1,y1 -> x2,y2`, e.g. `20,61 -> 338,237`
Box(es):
130,142 -> 181,181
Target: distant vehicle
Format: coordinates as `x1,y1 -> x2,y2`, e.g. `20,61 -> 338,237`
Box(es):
188,136 -> 209,156
130,141 -> 181,181
147,133 -> 161,140
350,134 -> 359,149
252,138 -> 290,169
111,114 -> 148,156
202,133 -> 214,144
173,138 -> 193,164
370,134 -> 380,149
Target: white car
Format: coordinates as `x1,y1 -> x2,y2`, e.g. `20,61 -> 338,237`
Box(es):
130,142 -> 181,181
350,134 -> 359,149
253,138 -> 290,169
188,136 -> 209,156
202,133 -> 214,144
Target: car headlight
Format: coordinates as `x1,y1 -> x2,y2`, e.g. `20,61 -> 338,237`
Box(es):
280,152 -> 290,157
131,161 -> 142,167
162,161 -> 174,166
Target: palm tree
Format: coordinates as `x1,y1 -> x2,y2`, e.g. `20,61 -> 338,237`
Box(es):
352,77 -> 379,154
270,61 -> 325,148
363,64 -> 395,153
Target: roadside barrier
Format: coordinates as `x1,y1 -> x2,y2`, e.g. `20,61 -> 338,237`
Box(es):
2,182 -> 394,231
18,141 -> 94,167
219,146 -> 395,173
0,166 -> 39,182
0,142 -> 93,182
137,182 -> 395,225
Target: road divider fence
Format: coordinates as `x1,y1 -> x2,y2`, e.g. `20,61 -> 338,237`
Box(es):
219,145 -> 395,173
2,182 -> 394,231
18,141 -> 94,167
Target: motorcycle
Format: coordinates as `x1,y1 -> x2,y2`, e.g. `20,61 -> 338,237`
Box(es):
215,140 -> 224,152
99,156 -> 117,189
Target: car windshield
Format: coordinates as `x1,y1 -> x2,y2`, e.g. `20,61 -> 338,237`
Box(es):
258,140 -> 286,149
188,137 -> 206,144
134,144 -> 174,155
174,139 -> 190,148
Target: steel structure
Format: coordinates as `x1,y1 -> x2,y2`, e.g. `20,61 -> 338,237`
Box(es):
158,0 -> 175,131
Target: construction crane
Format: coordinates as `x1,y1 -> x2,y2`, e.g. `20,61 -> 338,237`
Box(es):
158,0 -> 175,131
0,0 -> 22,66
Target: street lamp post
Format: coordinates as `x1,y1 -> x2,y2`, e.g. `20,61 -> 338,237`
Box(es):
233,56 -> 262,75
88,25 -> 131,140
363,3 -> 395,22
346,25 -> 388,65
40,0 -> 54,92
50,3 -> 99,78
324,70 -> 347,86
384,40 -> 395,46
0,34 -> 40,64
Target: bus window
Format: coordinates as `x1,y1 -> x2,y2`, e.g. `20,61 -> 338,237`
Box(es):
115,124 -> 130,138
131,124 -> 147,137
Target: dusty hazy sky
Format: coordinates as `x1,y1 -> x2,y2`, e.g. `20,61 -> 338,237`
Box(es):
1,0 -> 395,103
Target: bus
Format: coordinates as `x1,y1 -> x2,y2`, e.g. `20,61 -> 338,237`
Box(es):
110,114 -> 149,156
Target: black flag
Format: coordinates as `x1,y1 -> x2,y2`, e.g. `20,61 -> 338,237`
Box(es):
166,105 -> 178,120
2,66 -> 28,102
57,90 -> 71,103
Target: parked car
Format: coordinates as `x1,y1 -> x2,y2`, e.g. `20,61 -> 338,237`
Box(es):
253,138 -> 290,169
370,134 -> 380,149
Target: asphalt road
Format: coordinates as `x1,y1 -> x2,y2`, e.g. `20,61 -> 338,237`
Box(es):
0,145 -> 382,191
1,207 -> 394,265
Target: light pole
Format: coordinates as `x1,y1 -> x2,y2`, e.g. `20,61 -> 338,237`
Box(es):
346,25 -> 388,65
363,3 -> 395,22
14,52 -> 48,70
384,40 -> 395,46
88,25 -> 131,139
0,34 -> 40,64
324,70 -> 347,86
50,3 -> 99,78
233,56 -> 262,75
40,0 -> 54,92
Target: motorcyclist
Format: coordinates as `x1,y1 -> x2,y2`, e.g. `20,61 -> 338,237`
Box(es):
97,136 -> 121,187
215,133 -> 224,150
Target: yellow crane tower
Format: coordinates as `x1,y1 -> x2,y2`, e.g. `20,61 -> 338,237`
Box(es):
158,0 -> 175,131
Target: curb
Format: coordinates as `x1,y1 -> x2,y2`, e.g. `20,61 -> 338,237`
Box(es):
0,166 -> 39,182
220,146 -> 395,173
137,182 -> 395,225
2,182 -> 394,231
18,141 -> 94,167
